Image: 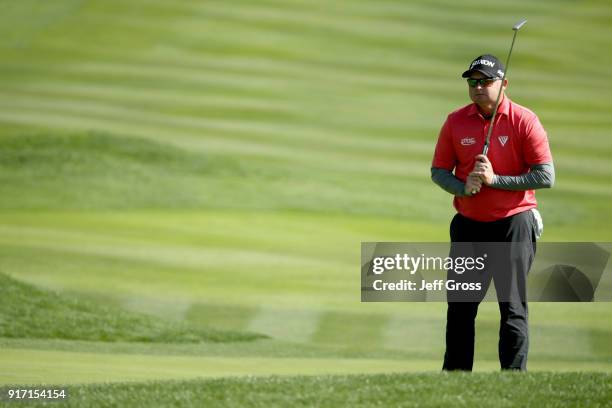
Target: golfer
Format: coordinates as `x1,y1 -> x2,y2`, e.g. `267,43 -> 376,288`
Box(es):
431,54 -> 554,371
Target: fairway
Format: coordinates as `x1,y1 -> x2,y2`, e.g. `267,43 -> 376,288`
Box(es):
1,0 -> 611,406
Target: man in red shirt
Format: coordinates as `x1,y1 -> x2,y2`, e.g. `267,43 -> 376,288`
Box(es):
431,54 -> 554,371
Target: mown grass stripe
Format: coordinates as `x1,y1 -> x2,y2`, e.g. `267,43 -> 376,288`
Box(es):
56,60 -> 462,96
13,55 -> 607,113
0,348 -> 442,385
311,311 -> 389,348
7,82 -> 303,115
246,307 -> 320,342
185,303 -> 259,332
383,315 -> 445,354
0,233 -> 340,272
0,90 -> 436,150
0,111 -> 432,178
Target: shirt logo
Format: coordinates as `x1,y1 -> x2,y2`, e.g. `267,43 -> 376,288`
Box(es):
498,135 -> 509,146
461,137 -> 476,146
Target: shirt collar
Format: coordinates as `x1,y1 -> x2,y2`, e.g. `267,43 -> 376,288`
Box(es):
468,94 -> 510,117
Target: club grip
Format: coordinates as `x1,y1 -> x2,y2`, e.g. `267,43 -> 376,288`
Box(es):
482,144 -> 489,156
471,146 -> 489,195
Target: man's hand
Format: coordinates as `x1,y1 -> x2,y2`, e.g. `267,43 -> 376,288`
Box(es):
471,154 -> 495,185
464,174 -> 482,196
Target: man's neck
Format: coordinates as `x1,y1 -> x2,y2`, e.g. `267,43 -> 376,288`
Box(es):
476,94 -> 505,119
477,104 -> 494,119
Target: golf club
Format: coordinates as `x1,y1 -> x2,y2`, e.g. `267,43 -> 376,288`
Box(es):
472,18 -> 527,195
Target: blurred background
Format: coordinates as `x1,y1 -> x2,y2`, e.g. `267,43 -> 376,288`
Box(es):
1,0 -> 611,382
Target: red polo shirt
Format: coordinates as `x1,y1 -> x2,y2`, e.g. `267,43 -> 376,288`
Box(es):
432,95 -> 552,222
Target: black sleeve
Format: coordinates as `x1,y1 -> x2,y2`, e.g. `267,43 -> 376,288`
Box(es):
431,167 -> 466,197
490,163 -> 555,191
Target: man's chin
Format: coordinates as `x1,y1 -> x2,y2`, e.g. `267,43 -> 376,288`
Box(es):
472,96 -> 492,105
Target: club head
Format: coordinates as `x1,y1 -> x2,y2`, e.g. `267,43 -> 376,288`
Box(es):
513,19 -> 527,31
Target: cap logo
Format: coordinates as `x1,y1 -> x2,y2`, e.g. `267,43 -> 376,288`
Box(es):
497,69 -> 504,77
471,59 -> 495,68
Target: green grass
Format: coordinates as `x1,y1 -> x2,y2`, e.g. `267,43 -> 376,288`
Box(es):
0,0 -> 611,404
0,131 -> 246,210
0,272 -> 263,343
4,372 -> 610,408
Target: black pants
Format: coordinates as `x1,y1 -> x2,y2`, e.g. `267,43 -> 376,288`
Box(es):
442,211 -> 537,371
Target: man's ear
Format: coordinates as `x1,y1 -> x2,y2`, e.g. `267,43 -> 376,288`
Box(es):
502,79 -> 508,88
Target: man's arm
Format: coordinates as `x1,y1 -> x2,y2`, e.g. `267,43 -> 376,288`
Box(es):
431,167 -> 465,196
490,162 -> 555,190
431,167 -> 482,196
471,155 -> 554,191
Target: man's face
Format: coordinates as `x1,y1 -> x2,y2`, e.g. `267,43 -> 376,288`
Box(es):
467,71 -> 507,107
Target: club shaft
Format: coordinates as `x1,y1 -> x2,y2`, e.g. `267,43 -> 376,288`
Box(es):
482,29 -> 519,156
472,19 -> 526,195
